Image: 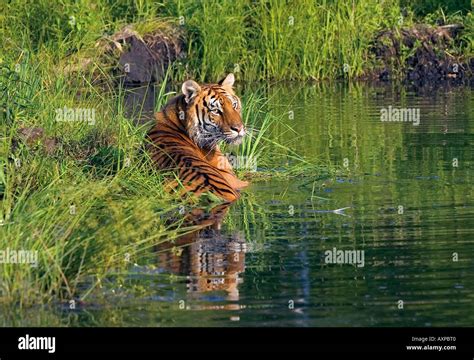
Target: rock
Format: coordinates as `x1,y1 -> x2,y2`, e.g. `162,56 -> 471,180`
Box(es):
118,35 -> 157,84
60,22 -> 185,87
123,84 -> 156,126
98,23 -> 185,85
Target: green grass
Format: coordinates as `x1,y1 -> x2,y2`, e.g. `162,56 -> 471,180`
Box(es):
0,49 -> 193,306
0,61 -> 319,307
1,0 -> 472,83
0,0 -> 472,309
423,8 -> 474,57
0,13 -> 328,308
400,0 -> 472,17
171,0 -> 410,81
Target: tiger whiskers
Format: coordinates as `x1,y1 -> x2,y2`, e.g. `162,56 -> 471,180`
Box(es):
196,132 -> 222,149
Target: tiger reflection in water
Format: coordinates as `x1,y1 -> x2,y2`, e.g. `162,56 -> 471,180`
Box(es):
156,204 -> 246,308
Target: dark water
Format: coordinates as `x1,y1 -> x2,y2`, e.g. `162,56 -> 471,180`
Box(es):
10,83 -> 474,327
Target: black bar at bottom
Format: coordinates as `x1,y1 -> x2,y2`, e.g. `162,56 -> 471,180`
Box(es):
0,327 -> 472,356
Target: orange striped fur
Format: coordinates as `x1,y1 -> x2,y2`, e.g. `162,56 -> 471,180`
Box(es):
146,74 -> 248,202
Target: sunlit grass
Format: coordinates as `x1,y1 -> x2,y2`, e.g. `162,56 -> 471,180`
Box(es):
0,34 -> 330,308
1,0 -> 471,310
176,0 -> 408,81
0,49 -> 190,306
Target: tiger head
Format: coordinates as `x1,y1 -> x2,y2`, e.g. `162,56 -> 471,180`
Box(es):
181,73 -> 246,150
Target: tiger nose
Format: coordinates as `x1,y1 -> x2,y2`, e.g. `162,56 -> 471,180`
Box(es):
230,125 -> 245,136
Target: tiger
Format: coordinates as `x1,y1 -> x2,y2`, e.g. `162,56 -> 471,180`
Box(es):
146,73 -> 249,202
155,203 -> 246,305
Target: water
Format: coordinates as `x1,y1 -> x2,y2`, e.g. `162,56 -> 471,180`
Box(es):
8,82 -> 474,327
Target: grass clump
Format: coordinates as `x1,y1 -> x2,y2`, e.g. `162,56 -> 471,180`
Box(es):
0,10 -> 325,308
2,0 -> 471,83
0,45 -> 191,306
2,0 -> 468,310
171,0 -> 408,81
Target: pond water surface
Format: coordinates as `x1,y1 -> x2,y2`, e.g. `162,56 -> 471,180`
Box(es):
9,82 -> 474,327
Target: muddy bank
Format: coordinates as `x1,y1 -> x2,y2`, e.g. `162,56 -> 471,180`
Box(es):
371,24 -> 473,85
102,21 -> 472,86
64,21 -> 472,87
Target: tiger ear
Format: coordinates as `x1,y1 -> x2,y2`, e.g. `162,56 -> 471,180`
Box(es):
218,73 -> 235,87
182,80 -> 201,103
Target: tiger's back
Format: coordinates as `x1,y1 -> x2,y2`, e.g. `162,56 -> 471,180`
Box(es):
146,74 -> 248,202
